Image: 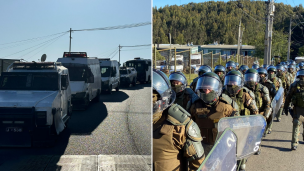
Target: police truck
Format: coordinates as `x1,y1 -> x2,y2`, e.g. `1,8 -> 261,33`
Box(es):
0,61 -> 72,147
125,57 -> 151,84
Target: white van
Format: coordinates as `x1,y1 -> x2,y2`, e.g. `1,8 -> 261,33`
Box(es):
57,52 -> 101,110
169,55 -> 184,72
295,57 -> 304,64
0,62 -> 72,147
99,58 -> 120,93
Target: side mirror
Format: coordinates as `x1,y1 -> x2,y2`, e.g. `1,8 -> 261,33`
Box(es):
61,75 -> 68,90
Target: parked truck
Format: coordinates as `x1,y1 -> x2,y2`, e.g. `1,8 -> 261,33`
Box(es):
57,52 -> 101,109
119,67 -> 137,86
0,61 -> 72,147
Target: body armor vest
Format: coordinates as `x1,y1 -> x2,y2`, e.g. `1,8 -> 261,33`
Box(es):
292,82 -> 304,108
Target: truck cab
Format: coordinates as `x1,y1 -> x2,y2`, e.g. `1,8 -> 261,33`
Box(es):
0,62 -> 72,147
57,52 -> 101,109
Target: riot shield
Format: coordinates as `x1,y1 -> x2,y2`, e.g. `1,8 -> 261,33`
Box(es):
271,87 -> 284,118
216,115 -> 266,160
198,128 -> 237,171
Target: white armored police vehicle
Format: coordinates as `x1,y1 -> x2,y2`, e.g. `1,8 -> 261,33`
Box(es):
0,61 -> 72,147
57,52 -> 101,109
99,58 -> 120,93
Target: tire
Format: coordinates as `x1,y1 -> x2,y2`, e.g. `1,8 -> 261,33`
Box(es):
133,78 -> 137,86
116,83 -> 119,91
108,85 -> 112,94
93,90 -> 100,102
84,95 -> 90,110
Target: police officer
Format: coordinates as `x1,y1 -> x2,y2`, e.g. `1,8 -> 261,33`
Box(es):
214,65 -> 226,84
244,69 -> 271,118
222,71 -> 259,116
239,65 -> 249,75
226,61 -> 236,72
189,72 -> 237,156
235,62 -> 240,70
169,72 -> 196,110
263,64 -> 269,69
276,64 -> 289,121
258,67 -> 276,134
190,65 -> 212,92
287,64 -> 296,82
267,66 -> 283,121
284,69 -> 304,150
252,64 -> 259,70
153,69 -> 205,170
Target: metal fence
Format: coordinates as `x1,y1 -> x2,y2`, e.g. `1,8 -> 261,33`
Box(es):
153,47 -> 258,83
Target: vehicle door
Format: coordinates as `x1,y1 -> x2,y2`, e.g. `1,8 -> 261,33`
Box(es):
61,74 -> 69,117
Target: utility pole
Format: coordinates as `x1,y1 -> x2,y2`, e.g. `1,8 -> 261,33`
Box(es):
69,28 -> 72,52
236,1 -> 243,62
264,1 -> 270,64
268,0 -> 275,64
119,44 -> 121,64
287,17 -> 292,61
168,33 -> 171,70
240,27 -> 244,63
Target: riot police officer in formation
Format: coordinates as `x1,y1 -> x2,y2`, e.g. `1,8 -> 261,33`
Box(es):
153,69 -> 205,170
284,69 -> 304,150
153,59 -> 304,170
169,72 -> 196,110
190,65 -> 212,92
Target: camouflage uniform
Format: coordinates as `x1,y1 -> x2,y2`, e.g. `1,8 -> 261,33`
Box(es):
276,69 -> 287,120
284,81 -> 304,149
174,88 -> 196,110
223,88 -> 259,116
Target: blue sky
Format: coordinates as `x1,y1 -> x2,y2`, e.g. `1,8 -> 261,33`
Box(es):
0,0 -> 152,64
153,0 -> 303,8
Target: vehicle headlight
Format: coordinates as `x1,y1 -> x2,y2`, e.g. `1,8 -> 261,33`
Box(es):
35,111 -> 47,126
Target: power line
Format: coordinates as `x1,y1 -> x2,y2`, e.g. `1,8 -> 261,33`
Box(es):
93,47 -> 118,57
1,32 -> 67,59
121,44 -> 151,48
110,50 -> 119,59
0,31 -> 68,46
99,48 -> 119,58
23,33 -> 68,60
121,47 -> 151,51
72,22 -> 151,32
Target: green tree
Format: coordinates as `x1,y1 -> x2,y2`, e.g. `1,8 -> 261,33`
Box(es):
298,45 -> 304,56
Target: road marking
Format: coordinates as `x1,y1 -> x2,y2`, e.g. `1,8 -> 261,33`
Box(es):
0,155 -> 151,171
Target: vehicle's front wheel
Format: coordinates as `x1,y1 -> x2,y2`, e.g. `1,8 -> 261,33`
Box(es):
116,83 -> 119,91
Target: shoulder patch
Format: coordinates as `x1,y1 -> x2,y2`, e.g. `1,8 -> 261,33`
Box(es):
220,93 -> 233,104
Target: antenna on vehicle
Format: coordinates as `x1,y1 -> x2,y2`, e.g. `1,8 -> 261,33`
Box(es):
41,54 -> 47,62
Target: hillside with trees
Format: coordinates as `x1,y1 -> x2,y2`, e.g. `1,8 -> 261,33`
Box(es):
153,1 -> 304,60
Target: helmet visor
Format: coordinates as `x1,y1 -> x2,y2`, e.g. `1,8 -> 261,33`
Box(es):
226,63 -> 236,68
153,71 -> 170,95
169,73 -> 187,85
224,75 -> 243,86
196,76 -> 222,95
244,73 -> 260,83
296,70 -> 304,78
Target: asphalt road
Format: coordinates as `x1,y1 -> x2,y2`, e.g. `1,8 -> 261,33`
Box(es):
247,114 -> 304,170
0,83 -> 151,170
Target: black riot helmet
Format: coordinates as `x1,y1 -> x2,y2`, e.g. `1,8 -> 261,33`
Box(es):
244,69 -> 260,89
296,69 -> 304,85
262,64 -> 269,69
214,65 -> 226,74
257,67 -> 268,83
226,61 -> 236,71
169,72 -> 187,94
153,69 -> 176,114
276,64 -> 285,76
198,65 -> 212,76
224,70 -> 244,96
287,64 -> 295,73
239,65 -> 249,74
252,64 -> 259,70
195,72 -> 222,105
299,62 -> 304,69
267,66 -> 277,80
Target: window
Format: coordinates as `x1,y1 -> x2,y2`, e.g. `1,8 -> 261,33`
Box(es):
100,67 -> 111,77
